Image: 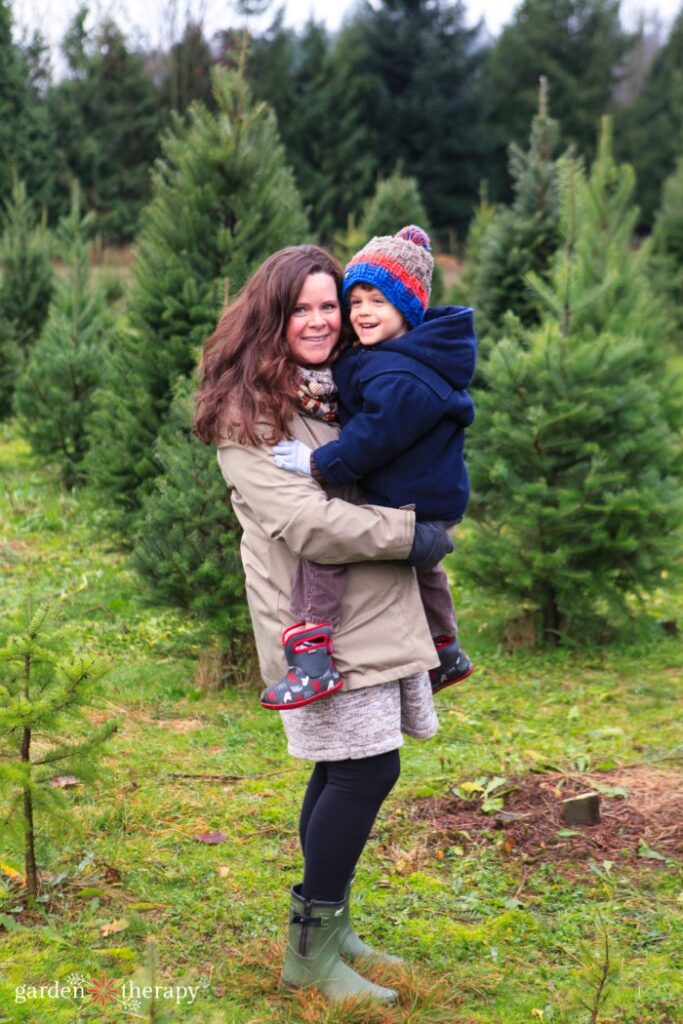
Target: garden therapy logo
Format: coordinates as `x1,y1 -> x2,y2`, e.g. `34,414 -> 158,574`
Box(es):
14,972 -> 209,1009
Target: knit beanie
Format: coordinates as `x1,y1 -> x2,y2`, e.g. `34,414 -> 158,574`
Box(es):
343,224 -> 434,327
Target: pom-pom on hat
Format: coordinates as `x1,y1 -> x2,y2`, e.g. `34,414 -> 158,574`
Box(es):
343,224 -> 434,328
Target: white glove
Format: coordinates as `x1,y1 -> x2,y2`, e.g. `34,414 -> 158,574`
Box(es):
273,438 -> 313,476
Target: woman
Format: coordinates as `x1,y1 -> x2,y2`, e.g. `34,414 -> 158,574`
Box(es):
194,245 -> 449,1005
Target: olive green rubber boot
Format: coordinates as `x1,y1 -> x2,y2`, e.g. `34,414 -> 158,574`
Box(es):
338,873 -> 403,964
280,884 -> 399,1004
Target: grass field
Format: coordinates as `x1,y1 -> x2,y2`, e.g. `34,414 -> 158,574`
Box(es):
1,426 -> 682,1024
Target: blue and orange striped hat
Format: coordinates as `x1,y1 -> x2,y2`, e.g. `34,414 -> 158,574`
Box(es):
343,224 -> 433,328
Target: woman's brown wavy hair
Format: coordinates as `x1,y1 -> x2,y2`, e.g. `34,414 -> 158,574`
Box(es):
193,245 -> 347,446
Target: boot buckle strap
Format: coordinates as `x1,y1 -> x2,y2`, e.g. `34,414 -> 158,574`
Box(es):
291,912 -> 323,927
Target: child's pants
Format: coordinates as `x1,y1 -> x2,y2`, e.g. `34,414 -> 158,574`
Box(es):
290,557 -> 458,639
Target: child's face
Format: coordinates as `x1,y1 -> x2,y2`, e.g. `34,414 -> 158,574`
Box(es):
348,285 -> 408,347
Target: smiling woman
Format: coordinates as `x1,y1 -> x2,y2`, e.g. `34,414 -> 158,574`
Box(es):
285,273 -> 342,366
192,243 -> 443,1005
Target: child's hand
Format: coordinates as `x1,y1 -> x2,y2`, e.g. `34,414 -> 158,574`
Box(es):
273,439 -> 313,476
407,521 -> 454,571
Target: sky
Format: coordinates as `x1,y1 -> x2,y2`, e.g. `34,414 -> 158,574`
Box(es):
11,0 -> 681,63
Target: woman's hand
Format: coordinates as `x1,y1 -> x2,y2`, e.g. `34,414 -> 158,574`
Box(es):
273,439 -> 313,476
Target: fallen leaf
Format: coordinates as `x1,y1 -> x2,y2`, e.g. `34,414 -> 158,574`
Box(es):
457,781 -> 484,795
217,866 -> 231,878
637,841 -> 666,861
592,783 -> 629,799
0,863 -> 25,885
0,914 -> 30,932
49,775 -> 80,788
194,830 -> 228,844
100,918 -> 129,936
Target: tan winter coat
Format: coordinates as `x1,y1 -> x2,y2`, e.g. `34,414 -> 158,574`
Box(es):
216,412 -> 438,691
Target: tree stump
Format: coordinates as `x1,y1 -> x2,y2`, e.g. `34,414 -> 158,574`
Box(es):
561,791 -> 601,826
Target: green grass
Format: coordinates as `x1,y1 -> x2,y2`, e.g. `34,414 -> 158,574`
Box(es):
1,427 -> 682,1024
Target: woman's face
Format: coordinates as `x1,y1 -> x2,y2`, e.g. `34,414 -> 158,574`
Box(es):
285,272 -> 341,367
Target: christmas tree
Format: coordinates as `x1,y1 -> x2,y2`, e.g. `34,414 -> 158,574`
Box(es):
335,169 -> 443,301
131,379 -> 249,630
0,603 -> 115,902
651,156 -> 683,340
470,78 -> 565,348
0,177 -> 53,417
13,186 -> 112,486
86,67 -> 308,530
463,121 -> 683,644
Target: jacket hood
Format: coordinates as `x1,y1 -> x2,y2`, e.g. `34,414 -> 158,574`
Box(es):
378,305 -> 476,390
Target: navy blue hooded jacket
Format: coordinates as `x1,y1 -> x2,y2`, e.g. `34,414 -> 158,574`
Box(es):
312,305 -> 476,521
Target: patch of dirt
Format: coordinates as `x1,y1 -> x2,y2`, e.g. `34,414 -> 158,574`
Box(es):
154,718 -> 204,733
0,539 -> 29,565
414,765 -> 683,866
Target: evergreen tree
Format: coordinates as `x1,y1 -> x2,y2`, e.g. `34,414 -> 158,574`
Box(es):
0,1 -> 31,200
334,0 -> 492,235
487,0 -> 633,186
1,23 -> 61,218
246,9 -> 298,124
250,1 -> 492,239
616,11 -> 683,228
0,178 -> 53,356
306,21 -> 381,239
651,155 -> 683,338
0,177 -> 53,416
449,183 -> 497,306
0,603 -> 114,902
360,170 -> 431,242
163,20 -> 215,114
335,169 -> 431,261
249,15 -> 379,241
334,170 -> 444,301
13,187 -> 113,486
0,313 -> 20,419
48,11 -> 163,242
0,3 -> 57,213
86,69 -> 308,528
470,79 -> 565,347
463,124 -> 683,643
131,381 -> 249,628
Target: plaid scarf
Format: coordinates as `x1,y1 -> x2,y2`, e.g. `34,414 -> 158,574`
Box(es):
295,367 -> 338,422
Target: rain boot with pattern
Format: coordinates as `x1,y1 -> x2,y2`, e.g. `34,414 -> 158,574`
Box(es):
260,622 -> 343,710
429,635 -> 474,694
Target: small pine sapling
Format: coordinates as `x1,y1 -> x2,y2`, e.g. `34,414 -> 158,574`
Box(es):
0,603 -> 116,903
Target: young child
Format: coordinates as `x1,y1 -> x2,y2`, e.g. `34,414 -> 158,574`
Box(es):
263,225 -> 476,710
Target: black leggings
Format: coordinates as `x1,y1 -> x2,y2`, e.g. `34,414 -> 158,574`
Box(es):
299,749 -> 401,902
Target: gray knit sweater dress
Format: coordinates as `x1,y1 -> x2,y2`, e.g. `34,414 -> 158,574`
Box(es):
280,672 -> 438,761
